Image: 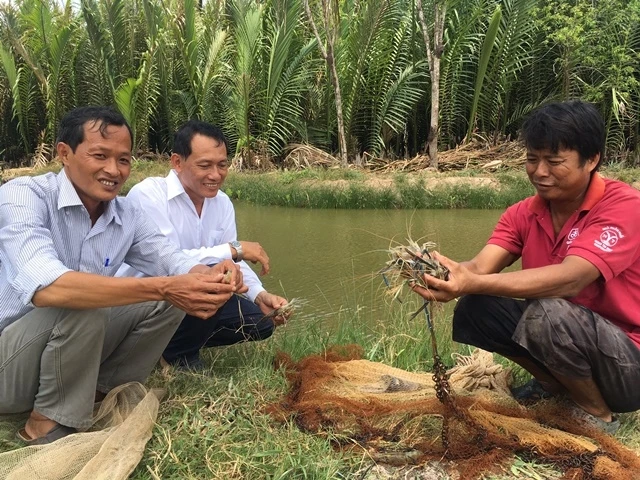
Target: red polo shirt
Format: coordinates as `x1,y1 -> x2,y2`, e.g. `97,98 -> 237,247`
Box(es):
488,173 -> 640,348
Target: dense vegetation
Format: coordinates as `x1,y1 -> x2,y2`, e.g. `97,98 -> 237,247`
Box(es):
0,0 -> 639,168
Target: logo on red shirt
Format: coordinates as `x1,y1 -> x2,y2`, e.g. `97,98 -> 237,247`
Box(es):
567,228 -> 580,244
594,226 -> 624,252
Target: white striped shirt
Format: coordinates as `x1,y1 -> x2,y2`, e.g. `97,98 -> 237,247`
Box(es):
0,169 -> 200,333
117,170 -> 265,301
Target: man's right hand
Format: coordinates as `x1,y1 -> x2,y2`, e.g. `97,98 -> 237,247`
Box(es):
238,241 -> 271,275
164,273 -> 234,319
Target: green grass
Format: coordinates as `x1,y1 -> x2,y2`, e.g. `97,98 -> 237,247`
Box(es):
122,158 -> 172,195
134,362 -> 353,479
601,165 -> 640,184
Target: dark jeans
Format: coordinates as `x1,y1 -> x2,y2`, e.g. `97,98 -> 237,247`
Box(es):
163,294 -> 275,365
453,295 -> 640,413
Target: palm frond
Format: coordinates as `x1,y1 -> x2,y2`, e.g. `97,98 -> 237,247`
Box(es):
0,44 -> 30,152
45,23 -> 74,142
475,0 -> 537,137
466,3 -> 501,140
228,0 -> 264,157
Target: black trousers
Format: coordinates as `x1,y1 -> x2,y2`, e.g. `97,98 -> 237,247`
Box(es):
453,295 -> 640,413
162,294 -> 275,365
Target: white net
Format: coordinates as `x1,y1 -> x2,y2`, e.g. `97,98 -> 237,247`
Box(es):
0,382 -> 161,480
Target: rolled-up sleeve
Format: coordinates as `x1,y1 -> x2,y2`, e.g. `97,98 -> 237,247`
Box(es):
12,256 -> 73,307
0,186 -> 72,306
182,244 -> 233,265
124,206 -> 200,277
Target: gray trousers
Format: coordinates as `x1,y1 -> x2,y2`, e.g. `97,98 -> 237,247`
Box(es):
0,301 -> 183,429
453,295 -> 640,412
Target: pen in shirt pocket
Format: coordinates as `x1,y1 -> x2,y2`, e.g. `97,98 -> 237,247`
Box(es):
104,257 -> 110,267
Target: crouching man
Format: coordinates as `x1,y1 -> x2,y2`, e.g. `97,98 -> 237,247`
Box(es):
119,120 -> 288,370
412,100 -> 640,434
0,107 -> 244,444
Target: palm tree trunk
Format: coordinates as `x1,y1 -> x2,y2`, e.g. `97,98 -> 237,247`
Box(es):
326,47 -> 348,167
427,53 -> 440,167
416,0 -> 446,169
304,0 -> 348,166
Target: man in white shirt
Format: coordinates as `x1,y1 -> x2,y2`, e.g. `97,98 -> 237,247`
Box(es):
120,120 -> 288,370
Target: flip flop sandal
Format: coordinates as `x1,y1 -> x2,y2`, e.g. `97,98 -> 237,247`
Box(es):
510,378 -> 555,403
568,406 -> 621,435
16,424 -> 77,445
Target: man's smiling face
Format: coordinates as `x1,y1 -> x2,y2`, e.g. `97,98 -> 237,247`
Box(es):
172,134 -> 229,208
59,121 -> 132,215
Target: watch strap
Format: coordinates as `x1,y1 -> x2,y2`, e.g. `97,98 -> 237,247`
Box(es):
230,241 -> 243,261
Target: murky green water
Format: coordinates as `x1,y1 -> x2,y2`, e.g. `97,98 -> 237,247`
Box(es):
235,203 -> 505,327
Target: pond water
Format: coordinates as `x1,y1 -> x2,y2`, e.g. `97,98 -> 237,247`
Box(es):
235,204 -> 506,328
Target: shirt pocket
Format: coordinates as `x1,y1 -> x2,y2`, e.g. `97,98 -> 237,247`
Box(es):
100,254 -> 126,276
207,228 -> 226,246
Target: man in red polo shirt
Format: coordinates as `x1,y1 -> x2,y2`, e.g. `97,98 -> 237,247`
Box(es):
412,100 -> 640,434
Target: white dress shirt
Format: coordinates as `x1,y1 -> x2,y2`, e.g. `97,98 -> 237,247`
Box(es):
0,169 -> 200,333
118,170 -> 265,301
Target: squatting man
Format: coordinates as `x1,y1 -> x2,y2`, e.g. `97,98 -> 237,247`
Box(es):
0,106 -> 245,444
118,120 -> 288,370
412,100 -> 640,434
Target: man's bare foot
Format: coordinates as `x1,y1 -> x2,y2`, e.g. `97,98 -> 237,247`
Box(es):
24,410 -> 58,440
570,399 -> 613,422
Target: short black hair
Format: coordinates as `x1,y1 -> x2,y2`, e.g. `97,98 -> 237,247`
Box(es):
173,120 -> 228,158
57,106 -> 133,152
520,100 -> 605,170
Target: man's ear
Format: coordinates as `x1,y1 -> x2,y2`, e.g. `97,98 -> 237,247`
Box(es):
57,142 -> 71,165
170,153 -> 184,172
587,152 -> 600,173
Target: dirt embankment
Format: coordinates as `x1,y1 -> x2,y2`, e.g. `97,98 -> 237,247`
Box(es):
297,174 -> 501,192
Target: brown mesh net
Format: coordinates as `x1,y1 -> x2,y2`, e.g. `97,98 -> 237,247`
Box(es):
0,382 -> 161,480
269,345 -> 640,479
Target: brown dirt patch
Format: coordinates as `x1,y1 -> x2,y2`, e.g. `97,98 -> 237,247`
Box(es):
2,167 -> 36,180
364,177 -> 395,190
423,176 -> 498,189
299,179 -> 351,190
299,174 -> 499,193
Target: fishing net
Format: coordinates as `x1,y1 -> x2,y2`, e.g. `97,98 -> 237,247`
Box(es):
269,345 -> 640,480
0,382 -> 161,480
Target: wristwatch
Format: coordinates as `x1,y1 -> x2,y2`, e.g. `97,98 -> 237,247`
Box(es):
229,240 -> 243,261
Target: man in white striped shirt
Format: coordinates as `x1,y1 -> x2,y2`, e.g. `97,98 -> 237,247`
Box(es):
119,120 -> 288,370
0,107 -> 244,445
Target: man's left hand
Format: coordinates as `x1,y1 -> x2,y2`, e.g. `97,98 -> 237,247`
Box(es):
238,241 -> 271,275
255,291 -> 289,325
411,251 -> 478,303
